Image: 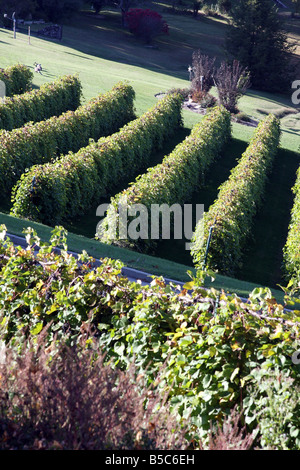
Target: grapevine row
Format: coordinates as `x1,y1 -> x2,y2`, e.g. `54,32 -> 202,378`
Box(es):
99,106 -> 231,250
0,82 -> 135,195
191,113 -> 281,276
0,64 -> 33,96
0,74 -> 82,131
11,93 -> 183,225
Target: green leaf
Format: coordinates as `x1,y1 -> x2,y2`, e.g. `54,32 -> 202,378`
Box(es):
203,374 -> 212,389
30,322 -> 43,336
183,281 -> 195,290
290,426 -> 299,438
200,390 -> 212,402
114,341 -> 125,356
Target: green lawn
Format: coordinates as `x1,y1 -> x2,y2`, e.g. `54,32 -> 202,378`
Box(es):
0,4 -> 299,304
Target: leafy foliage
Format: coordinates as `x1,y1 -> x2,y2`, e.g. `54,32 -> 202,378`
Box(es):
0,225 -> 299,448
0,0 -> 84,22
0,0 -> 37,19
0,82 -> 135,196
191,114 -> 281,276
11,93 -> 183,225
36,0 -> 85,22
0,64 -> 33,96
292,0 -> 300,14
0,74 -> 82,131
243,367 -> 300,450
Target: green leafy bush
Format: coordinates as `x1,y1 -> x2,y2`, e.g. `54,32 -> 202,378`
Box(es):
283,165 -> 300,283
243,367 -> 300,450
0,82 -> 135,196
0,64 -> 33,96
0,74 -> 82,131
191,113 -> 280,276
99,106 -> 231,251
11,93 -> 183,225
0,225 -> 299,448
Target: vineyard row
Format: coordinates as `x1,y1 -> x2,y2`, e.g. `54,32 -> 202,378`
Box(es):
0,74 -> 82,131
11,92 -> 183,225
0,82 -> 135,195
191,114 -> 281,276
99,105 -> 231,252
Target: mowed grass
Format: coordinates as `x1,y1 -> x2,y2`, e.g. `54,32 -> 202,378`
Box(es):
0,5 -> 299,147
0,5 -> 299,302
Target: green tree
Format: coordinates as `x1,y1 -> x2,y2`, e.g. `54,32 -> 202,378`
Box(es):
225,0 -> 294,93
292,0 -> 300,14
0,0 -> 37,18
90,1 -> 105,14
36,0 -> 84,22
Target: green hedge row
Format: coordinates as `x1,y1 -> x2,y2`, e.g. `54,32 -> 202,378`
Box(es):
283,166 -> 300,282
99,106 -> 231,251
191,114 -> 281,276
0,64 -> 33,96
11,93 -> 183,225
0,82 -> 136,196
0,74 -> 82,131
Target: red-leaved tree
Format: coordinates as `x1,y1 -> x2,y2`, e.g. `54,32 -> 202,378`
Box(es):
125,8 -> 169,44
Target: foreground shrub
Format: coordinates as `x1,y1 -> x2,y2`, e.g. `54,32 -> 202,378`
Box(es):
0,64 -> 33,96
0,82 -> 135,196
0,333 -> 188,450
204,407 -> 255,450
243,367 -> 300,450
191,113 -> 280,276
0,226 -> 299,448
0,74 -> 82,131
125,9 -> 169,43
11,93 -> 183,225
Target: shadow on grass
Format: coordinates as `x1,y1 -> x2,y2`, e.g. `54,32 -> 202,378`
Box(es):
38,7 -> 228,82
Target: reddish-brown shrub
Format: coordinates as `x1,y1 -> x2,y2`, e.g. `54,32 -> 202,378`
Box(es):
125,9 -> 168,43
205,407 -> 256,450
0,332 -> 188,450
